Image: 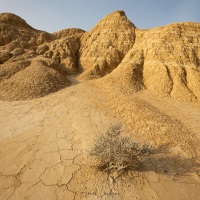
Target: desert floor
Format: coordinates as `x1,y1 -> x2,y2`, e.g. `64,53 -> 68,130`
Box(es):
0,76 -> 200,200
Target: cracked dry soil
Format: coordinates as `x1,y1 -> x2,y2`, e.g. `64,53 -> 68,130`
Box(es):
0,78 -> 200,200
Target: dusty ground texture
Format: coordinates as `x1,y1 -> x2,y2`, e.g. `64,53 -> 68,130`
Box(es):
0,76 -> 200,200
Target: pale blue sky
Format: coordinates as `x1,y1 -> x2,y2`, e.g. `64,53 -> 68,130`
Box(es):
0,0 -> 200,33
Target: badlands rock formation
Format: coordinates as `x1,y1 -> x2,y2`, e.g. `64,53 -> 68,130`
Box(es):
100,22 -> 200,101
0,10 -> 199,102
0,10 -> 200,200
0,13 -> 54,47
36,32 -> 83,75
78,10 -> 136,79
0,13 -> 84,100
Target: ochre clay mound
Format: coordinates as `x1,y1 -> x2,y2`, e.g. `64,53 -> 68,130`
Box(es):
0,12 -> 34,29
78,10 -> 136,79
0,13 -> 54,47
0,60 -> 31,81
98,22 -> 200,101
0,13 -> 84,100
0,61 -> 70,101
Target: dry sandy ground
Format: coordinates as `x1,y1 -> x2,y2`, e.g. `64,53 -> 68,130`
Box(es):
0,77 -> 200,200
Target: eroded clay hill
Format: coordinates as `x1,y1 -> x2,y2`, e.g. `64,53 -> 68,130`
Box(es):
0,13 -> 84,100
99,22 -> 200,102
0,11 -> 200,102
78,10 -> 136,79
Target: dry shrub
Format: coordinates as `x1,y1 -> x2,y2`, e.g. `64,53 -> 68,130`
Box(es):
90,124 -> 151,172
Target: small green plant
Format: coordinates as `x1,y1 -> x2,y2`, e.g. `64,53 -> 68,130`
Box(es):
90,124 -> 151,172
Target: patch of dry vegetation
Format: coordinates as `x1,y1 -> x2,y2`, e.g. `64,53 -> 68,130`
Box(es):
90,124 -> 151,173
